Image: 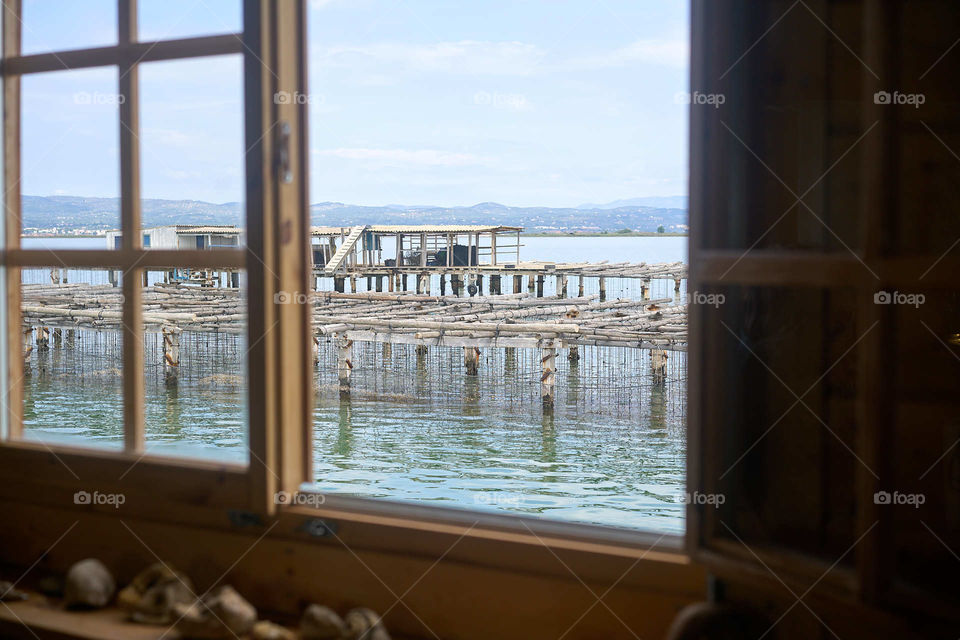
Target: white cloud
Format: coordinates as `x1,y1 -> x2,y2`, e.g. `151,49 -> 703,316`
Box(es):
314,147 -> 487,167
566,38 -> 689,70
317,40 -> 545,76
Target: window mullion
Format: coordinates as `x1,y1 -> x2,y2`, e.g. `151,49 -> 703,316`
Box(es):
2,0 -> 22,441
119,0 -> 145,454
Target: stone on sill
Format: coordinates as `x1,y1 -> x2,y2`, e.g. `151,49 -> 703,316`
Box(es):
300,604 -> 347,640
173,585 -> 257,639
250,620 -> 297,640
344,607 -> 391,640
64,559 -> 115,609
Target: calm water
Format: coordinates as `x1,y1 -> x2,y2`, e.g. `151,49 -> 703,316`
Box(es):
20,235 -> 689,534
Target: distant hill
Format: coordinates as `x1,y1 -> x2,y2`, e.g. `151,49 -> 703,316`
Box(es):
22,195 -> 688,234
577,195 -> 688,210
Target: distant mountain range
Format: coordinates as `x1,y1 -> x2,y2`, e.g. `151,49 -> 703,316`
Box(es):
22,195 -> 688,234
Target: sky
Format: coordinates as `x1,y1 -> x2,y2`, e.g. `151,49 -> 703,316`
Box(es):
19,0 -> 689,208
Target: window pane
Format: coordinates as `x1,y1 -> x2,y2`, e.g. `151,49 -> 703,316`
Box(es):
700,285 -> 859,563
139,55 -> 244,245
18,265 -> 123,450
306,0 -> 690,533
138,0 -> 241,42
142,267 -> 247,463
22,67 -> 121,242
21,0 -> 116,55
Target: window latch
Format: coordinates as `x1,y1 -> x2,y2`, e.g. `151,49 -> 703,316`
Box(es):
276,121 -> 293,184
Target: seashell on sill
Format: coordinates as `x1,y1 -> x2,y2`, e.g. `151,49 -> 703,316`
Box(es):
117,562 -> 195,625
300,604 -> 347,640
173,585 -> 257,640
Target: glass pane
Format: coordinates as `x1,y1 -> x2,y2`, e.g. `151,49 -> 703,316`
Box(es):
21,67 -> 121,243
696,0 -> 864,252
139,55 -> 244,246
889,289 -> 960,598
702,285 -> 860,563
142,267 -> 247,463
307,0 -> 690,533
138,0 -> 241,42
21,0 -> 116,55
19,265 -> 123,450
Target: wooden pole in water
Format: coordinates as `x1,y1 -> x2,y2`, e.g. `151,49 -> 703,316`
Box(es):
541,345 -> 556,409
514,274 -> 523,294
350,275 -> 358,293
558,274 -> 568,298
651,348 -> 668,385
464,346 -> 479,376
578,276 -> 585,297
23,328 -> 33,368
162,325 -> 181,387
36,326 -> 50,352
53,328 -> 62,349
641,278 -> 650,300
439,274 -> 447,296
599,277 -> 606,302
674,277 -> 682,293
337,334 -> 353,397
334,277 -> 345,293
527,275 -> 535,295
536,275 -> 544,298
568,345 -> 580,362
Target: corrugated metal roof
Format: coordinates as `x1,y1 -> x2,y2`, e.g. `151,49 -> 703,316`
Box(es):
310,224 -> 522,236
143,225 -> 243,234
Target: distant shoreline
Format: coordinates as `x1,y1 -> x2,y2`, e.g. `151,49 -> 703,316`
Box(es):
521,231 -> 688,238
22,234 -> 106,239
23,232 -> 688,239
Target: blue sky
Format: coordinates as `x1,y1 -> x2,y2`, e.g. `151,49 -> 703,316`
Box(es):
20,0 -> 689,208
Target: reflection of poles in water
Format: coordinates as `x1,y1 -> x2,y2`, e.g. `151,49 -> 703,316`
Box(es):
161,381 -> 183,436
540,410 -> 557,462
463,374 -> 480,416
336,399 -> 353,456
649,368 -> 668,432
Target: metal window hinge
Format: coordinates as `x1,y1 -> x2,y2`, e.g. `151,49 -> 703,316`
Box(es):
228,509 -> 264,528
276,121 -> 293,184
